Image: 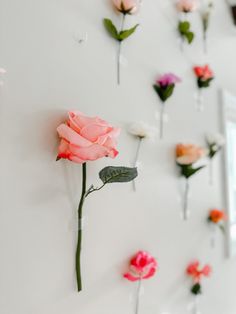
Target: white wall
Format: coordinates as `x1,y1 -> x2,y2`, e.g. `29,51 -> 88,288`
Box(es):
1,0 -> 236,313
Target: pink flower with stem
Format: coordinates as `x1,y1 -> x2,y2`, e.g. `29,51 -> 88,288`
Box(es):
124,251 -> 157,314
153,73 -> 181,139
104,1 -> 140,85
57,111 -> 138,292
176,0 -> 198,50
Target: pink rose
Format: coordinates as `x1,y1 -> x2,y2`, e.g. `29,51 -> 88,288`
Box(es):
124,251 -> 157,281
113,0 -> 139,14
57,111 -> 120,164
176,0 -> 198,13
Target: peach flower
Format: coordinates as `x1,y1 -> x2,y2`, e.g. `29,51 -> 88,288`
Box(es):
57,111 -> 120,163
176,143 -> 205,165
113,0 -> 139,14
176,0 -> 198,13
209,209 -> 226,223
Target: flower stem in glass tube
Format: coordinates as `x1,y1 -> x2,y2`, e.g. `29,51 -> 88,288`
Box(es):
117,14 -> 126,85
159,103 -> 165,140
135,279 -> 142,314
209,158 -> 213,186
132,137 -> 142,192
195,89 -> 204,112
183,178 -> 189,221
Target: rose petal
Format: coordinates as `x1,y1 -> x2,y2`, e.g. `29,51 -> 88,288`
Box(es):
142,267 -> 156,279
68,143 -> 117,161
123,273 -> 140,282
80,124 -> 111,142
57,124 -> 91,147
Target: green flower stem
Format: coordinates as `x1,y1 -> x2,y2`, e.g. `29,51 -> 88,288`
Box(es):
76,162 -> 87,292
117,14 -> 126,85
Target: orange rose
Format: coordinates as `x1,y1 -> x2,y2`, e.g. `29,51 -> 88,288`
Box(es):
209,209 -> 226,223
176,143 -> 205,165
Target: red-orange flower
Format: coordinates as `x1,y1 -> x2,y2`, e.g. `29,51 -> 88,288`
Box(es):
209,209 -> 226,224
186,260 -> 211,283
193,65 -> 214,80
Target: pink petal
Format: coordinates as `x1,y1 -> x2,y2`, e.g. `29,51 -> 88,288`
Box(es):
80,124 -> 111,142
142,267 -> 156,280
57,139 -> 85,163
57,124 -> 91,147
124,273 -> 139,282
68,143 -> 116,161
69,111 -> 109,129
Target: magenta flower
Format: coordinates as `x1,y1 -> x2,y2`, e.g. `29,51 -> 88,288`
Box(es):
153,73 -> 181,139
156,73 -> 181,88
124,251 -> 157,314
124,251 -> 157,282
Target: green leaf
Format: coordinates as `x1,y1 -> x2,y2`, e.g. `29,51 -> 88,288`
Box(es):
185,31 -> 194,44
103,18 -> 119,40
177,164 -> 205,179
191,283 -> 202,295
153,84 -> 175,102
198,77 -> 214,88
219,224 -> 225,234
178,21 -> 190,33
178,21 -> 194,45
99,166 -> 138,184
118,24 -> 139,41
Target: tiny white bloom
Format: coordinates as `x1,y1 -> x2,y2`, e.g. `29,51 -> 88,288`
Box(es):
128,121 -> 158,140
206,132 -> 225,147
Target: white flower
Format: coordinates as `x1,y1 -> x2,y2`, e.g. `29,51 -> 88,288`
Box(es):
206,132 -> 225,147
128,121 -> 158,140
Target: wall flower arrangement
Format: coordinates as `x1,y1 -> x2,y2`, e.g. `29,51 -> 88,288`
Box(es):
208,209 -> 226,248
57,111 -> 137,292
186,260 -> 211,314
206,133 -> 224,185
176,143 -> 206,220
176,0 -> 198,50
103,0 -> 140,85
124,251 -> 157,314
193,65 -> 214,111
200,1 -> 213,54
153,73 -> 181,139
128,121 -> 157,191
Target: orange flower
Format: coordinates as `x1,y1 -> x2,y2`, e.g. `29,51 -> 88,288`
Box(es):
209,209 -> 226,223
176,143 -> 205,165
